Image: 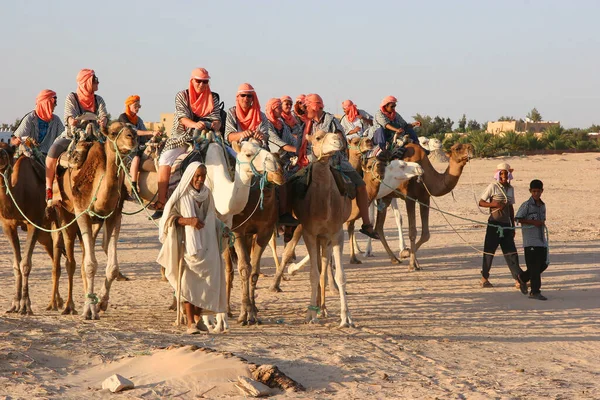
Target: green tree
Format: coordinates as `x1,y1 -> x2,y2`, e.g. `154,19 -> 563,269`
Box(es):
527,107 -> 542,122
497,116 -> 515,121
466,119 -> 481,132
9,118 -> 21,131
457,114 -> 467,132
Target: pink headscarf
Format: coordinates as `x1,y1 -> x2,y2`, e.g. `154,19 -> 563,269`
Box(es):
35,90 -> 56,122
235,83 -> 262,131
265,98 -> 283,130
188,68 -> 214,117
304,93 -> 324,115
297,94 -> 324,168
295,94 -> 306,105
279,95 -> 297,127
342,99 -> 359,122
379,95 -> 397,120
76,69 -> 96,113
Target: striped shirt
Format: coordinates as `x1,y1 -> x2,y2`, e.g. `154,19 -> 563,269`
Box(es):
63,92 -> 108,128
13,111 -> 64,154
224,107 -> 288,150
516,197 -> 547,247
163,90 -> 221,151
266,119 -> 294,152
374,109 -> 410,143
340,109 -> 373,137
305,112 -> 350,168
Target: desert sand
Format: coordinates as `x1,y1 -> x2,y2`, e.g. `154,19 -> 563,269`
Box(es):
1,152 -> 599,399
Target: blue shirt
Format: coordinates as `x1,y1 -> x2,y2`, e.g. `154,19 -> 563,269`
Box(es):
37,118 -> 49,143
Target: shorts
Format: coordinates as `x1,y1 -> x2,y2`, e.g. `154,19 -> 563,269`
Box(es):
47,137 -> 71,159
159,145 -> 187,167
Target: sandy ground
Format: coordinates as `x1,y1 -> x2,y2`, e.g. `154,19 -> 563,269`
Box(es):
0,152 -> 599,399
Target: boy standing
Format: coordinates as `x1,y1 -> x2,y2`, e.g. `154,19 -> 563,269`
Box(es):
515,179 -> 548,300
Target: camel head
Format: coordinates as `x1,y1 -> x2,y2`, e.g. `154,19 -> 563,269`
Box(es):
361,154 -> 386,182
309,130 -> 343,160
101,121 -> 138,155
348,136 -> 374,155
236,141 -> 284,186
428,138 -> 442,150
446,143 -> 473,166
418,136 -> 430,150
0,142 -> 15,171
386,160 -> 424,186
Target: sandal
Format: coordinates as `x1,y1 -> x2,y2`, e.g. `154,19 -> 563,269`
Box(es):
148,200 -> 164,211
359,224 -> 380,240
480,279 -> 493,288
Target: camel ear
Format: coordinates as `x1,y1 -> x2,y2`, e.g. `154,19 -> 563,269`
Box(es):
232,140 -> 242,154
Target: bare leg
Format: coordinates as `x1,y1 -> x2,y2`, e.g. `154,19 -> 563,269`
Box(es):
129,156 -> 141,185
156,165 -> 171,206
45,156 -> 58,190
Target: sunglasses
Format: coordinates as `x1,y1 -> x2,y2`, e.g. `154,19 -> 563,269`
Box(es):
53,96 -> 57,101
93,76 -> 99,83
239,94 -> 253,98
194,79 -> 209,84
388,103 -> 397,108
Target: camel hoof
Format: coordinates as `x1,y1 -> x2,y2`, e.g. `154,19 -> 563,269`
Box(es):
269,285 -> 282,293
61,307 -> 77,315
116,272 -> 130,281
160,276 -> 168,282
98,300 -> 108,312
363,252 -> 375,258
46,303 -> 58,311
349,257 -> 362,265
400,249 -> 411,259
390,257 -> 401,264
319,309 -> 329,318
19,307 -> 33,316
227,311 -> 234,318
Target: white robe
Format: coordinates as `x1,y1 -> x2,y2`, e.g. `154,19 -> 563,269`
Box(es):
157,162 -> 227,313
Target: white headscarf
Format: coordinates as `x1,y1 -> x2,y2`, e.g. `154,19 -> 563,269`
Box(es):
159,161 -> 209,256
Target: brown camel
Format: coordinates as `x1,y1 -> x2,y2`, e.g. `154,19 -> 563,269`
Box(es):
51,121 -> 137,319
375,142 -> 473,271
0,143 -> 63,315
289,130 -> 353,327
223,159 -> 284,325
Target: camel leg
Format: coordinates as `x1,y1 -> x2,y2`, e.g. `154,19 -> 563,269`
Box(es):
223,247 -> 235,318
269,229 -> 279,271
39,230 -> 64,311
270,224 -> 303,292
98,214 -> 123,312
18,224 -> 39,315
391,198 -> 410,259
248,231 -> 272,325
78,215 -> 99,320
4,224 -> 22,313
347,220 -> 361,264
303,233 -> 320,324
362,202 -> 376,257
415,200 -> 431,253
61,224 -> 78,315
333,228 -> 354,328
375,197 -> 401,264
405,198 -> 420,271
234,233 -> 252,325
318,237 -> 332,318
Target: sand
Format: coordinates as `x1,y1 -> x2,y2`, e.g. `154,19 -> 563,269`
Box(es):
0,152 -> 599,399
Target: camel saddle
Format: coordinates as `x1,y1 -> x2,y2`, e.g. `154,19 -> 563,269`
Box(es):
289,164 -> 356,200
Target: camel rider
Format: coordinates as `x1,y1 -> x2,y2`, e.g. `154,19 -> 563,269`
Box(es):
224,83 -> 293,153
150,68 -> 222,220
280,95 -> 303,148
264,98 -> 299,226
45,69 -> 108,205
12,90 -> 64,157
293,94 -> 308,125
373,96 -> 421,155
339,99 -> 373,140
297,93 -> 380,240
117,95 -> 160,198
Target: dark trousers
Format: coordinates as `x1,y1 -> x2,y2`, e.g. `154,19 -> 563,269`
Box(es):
481,222 -> 523,280
373,126 -> 419,151
521,247 -> 548,294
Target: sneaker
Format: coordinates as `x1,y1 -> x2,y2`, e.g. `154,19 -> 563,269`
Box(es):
278,212 -> 299,226
150,210 -> 163,220
529,293 -> 547,301
516,275 -> 528,295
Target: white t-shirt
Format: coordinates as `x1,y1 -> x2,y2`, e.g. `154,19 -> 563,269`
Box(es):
480,182 -> 515,223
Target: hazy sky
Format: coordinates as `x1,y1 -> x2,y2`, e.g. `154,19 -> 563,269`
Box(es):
1,0 -> 598,128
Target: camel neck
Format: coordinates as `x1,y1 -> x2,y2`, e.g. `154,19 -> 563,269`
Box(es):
420,155 -> 466,197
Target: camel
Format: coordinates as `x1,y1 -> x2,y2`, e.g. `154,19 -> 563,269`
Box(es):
50,121 -> 137,319
374,142 -> 473,271
0,143 -> 62,315
223,157 -> 284,325
284,130 -> 354,327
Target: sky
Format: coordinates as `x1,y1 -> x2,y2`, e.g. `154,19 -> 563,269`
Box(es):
1,0 -> 599,129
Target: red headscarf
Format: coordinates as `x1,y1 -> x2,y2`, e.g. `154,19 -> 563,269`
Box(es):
124,95 -> 140,125
35,90 -> 56,122
235,83 -> 262,131
342,99 -> 359,122
279,95 -> 298,127
380,95 -> 397,120
265,98 -> 283,130
189,68 -> 214,117
297,94 -> 324,168
76,69 -> 96,113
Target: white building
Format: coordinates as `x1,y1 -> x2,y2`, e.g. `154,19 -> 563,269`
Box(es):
0,131 -> 13,143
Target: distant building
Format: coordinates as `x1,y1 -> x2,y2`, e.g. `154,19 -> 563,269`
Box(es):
486,120 -> 560,135
144,113 -> 174,134
0,131 -> 13,143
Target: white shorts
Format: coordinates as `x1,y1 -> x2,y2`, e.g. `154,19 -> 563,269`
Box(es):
158,146 -> 187,167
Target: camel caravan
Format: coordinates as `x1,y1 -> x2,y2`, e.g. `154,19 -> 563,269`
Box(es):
2,67 -> 479,333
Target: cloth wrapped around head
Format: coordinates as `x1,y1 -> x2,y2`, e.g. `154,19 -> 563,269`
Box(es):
304,93 -> 324,114
265,98 -> 283,130
35,89 -> 56,122
494,162 -> 514,182
124,95 -> 140,125
280,95 -> 298,127
189,68 -> 214,117
379,95 -> 397,120
342,99 -> 359,122
235,83 -> 262,131
76,69 -> 96,113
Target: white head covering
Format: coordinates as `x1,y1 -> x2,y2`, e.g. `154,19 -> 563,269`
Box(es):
159,161 -> 209,256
